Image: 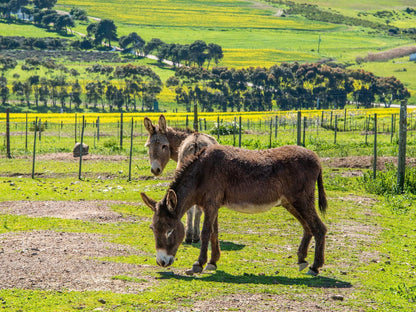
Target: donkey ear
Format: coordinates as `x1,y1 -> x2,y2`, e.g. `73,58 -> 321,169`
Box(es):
166,189 -> 177,213
141,192 -> 157,211
158,115 -> 167,134
144,117 -> 155,135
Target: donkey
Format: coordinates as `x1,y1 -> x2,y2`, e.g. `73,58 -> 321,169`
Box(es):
144,115 -> 218,243
141,144 -> 328,276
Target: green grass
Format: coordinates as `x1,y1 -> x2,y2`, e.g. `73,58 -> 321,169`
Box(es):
0,21 -> 64,38
1,119 -> 416,310
0,165 -> 415,310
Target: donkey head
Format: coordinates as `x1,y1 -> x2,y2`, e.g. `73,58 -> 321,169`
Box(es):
141,190 -> 185,267
144,115 -> 170,176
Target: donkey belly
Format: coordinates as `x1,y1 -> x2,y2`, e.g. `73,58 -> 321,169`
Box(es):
226,199 -> 282,214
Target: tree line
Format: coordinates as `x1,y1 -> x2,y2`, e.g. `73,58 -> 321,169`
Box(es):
0,58 -> 163,112
0,54 -> 410,112
166,63 -> 410,112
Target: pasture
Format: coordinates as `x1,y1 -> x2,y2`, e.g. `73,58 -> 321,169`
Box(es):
0,111 -> 416,310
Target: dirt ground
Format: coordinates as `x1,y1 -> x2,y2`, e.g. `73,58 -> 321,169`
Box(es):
0,154 -> 390,310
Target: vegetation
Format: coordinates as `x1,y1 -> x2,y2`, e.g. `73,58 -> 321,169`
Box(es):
1,113 -> 416,310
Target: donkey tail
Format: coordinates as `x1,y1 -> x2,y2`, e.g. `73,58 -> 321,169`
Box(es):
317,169 -> 327,215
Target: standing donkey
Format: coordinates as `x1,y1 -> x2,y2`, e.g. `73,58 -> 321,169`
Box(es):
144,115 -> 218,243
141,144 -> 328,276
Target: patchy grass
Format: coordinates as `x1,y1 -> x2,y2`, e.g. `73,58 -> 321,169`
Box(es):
0,148 -> 415,310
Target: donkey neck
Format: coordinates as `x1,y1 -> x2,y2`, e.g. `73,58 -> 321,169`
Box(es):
169,157 -> 201,218
166,127 -> 193,162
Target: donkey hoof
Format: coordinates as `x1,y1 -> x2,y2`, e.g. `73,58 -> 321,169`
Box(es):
298,262 -> 309,271
306,268 -> 319,276
204,263 -> 217,271
185,269 -> 194,276
192,238 -> 200,244
192,262 -> 203,273
184,236 -> 193,244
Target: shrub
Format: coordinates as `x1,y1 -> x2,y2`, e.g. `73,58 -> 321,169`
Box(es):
361,163 -> 416,195
210,121 -> 242,135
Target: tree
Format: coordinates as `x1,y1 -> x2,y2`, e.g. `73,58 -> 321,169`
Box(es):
70,80 -> 82,110
119,32 -> 145,56
29,75 -> 40,107
206,43 -> 223,69
39,77 -> 50,106
143,38 -> 164,56
12,81 -> 25,105
94,19 -> 118,47
0,75 -> 9,105
34,0 -> 57,9
54,14 -> 75,34
70,7 -> 88,22
0,56 -> 17,73
189,40 -> 207,67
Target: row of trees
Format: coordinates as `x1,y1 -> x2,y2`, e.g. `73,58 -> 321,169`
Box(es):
167,63 -> 410,112
0,62 -> 163,112
85,19 -> 224,69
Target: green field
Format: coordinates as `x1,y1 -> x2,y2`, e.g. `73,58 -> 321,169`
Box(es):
58,0 -> 414,65
54,0 -> 416,98
1,113 -> 416,310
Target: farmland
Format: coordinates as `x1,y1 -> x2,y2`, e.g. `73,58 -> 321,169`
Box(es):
1,0 -> 416,310
1,110 -> 416,310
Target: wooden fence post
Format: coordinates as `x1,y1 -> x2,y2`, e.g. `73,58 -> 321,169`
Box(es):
128,117 -> 134,182
390,114 -> 394,143
6,108 -> 11,159
97,117 -> 100,141
297,111 -> 301,146
32,117 -> 38,179
25,113 -> 28,152
193,101 -> 198,131
397,101 -> 407,193
239,116 -> 242,148
120,112 -> 123,149
303,116 -> 306,147
78,115 -> 85,180
217,115 -> 220,140
373,114 -> 377,180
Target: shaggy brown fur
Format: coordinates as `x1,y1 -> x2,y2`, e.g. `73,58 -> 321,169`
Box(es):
144,115 -> 218,243
141,144 -> 327,276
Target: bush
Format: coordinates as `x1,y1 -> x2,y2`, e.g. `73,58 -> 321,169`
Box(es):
361,163 -> 416,195
210,121 -> 242,135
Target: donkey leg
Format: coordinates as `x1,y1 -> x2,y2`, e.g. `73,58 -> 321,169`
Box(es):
185,206 -> 195,244
284,202 -> 313,271
298,228 -> 313,271
192,208 -> 218,273
192,206 -> 203,243
305,214 -> 327,275
206,215 -> 220,271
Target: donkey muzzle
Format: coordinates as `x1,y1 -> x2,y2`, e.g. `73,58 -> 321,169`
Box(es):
156,249 -> 174,267
150,161 -> 162,176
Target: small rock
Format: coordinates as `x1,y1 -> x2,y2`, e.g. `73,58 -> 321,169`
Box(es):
331,295 -> 344,301
98,299 -> 106,304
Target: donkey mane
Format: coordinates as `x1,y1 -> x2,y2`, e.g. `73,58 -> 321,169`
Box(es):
169,147 -> 207,191
170,127 -> 195,135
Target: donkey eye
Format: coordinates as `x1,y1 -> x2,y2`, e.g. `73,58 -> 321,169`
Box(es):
162,145 -> 168,150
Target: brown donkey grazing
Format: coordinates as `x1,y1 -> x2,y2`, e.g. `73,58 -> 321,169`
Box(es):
144,115 -> 218,243
141,144 -> 328,276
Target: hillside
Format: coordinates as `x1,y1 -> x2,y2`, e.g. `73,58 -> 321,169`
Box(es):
0,0 -> 414,111
56,0 -> 416,97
